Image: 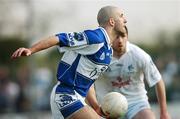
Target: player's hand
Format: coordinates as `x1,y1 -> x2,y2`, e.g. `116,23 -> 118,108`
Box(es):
11,47 -> 32,59
95,106 -> 110,119
160,112 -> 171,119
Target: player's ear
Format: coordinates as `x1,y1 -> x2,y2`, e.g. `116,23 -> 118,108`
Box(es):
109,18 -> 115,27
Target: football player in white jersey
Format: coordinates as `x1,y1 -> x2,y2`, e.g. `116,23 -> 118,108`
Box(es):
11,6 -> 127,119
94,26 -> 171,119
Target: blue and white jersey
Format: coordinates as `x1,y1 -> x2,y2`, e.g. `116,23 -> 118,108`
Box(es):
55,27 -> 112,97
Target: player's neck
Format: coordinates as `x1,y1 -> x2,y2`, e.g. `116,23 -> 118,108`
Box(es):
113,50 -> 125,59
103,27 -> 117,45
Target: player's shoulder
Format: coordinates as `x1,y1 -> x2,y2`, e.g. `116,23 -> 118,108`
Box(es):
128,42 -> 151,60
84,27 -> 107,44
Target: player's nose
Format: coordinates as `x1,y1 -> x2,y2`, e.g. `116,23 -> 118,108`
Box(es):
118,37 -> 123,43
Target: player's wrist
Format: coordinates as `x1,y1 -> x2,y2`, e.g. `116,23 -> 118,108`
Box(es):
160,107 -> 168,113
160,109 -> 169,117
93,104 -> 101,112
95,106 -> 108,117
160,110 -> 168,114
90,100 -> 100,110
29,47 -> 35,54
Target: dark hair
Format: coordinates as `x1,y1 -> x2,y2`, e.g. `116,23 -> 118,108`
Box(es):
119,26 -> 128,37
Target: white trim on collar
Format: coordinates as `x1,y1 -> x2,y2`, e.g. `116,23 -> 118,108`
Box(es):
99,27 -> 111,46
126,41 -> 130,53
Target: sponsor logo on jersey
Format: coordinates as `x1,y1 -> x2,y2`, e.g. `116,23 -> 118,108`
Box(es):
73,32 -> 84,41
128,64 -> 134,71
56,94 -> 77,108
68,32 -> 84,41
68,32 -> 86,46
111,76 -> 131,88
89,66 -> 108,78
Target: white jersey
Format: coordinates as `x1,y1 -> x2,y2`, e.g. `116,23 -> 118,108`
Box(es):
104,42 -> 161,104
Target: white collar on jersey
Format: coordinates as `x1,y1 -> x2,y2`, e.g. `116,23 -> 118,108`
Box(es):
99,27 -> 111,47
126,41 -> 130,53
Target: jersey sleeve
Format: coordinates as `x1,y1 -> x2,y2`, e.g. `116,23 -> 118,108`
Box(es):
55,28 -> 106,55
143,55 -> 162,87
56,32 -> 88,47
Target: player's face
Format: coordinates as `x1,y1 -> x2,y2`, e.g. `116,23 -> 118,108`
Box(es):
112,33 -> 128,55
114,9 -> 127,34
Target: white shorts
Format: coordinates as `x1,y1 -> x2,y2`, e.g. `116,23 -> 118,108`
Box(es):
125,100 -> 151,119
50,82 -> 87,119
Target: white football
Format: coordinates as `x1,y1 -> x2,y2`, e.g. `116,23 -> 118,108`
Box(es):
101,92 -> 128,119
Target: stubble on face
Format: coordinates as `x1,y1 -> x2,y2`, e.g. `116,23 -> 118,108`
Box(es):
112,46 -> 125,58
113,9 -> 127,35
113,43 -> 125,54
112,33 -> 128,58
113,23 -> 125,40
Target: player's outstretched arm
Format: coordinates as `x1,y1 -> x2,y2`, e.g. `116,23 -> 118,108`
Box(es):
155,79 -> 171,119
86,85 -> 109,118
11,36 -> 59,59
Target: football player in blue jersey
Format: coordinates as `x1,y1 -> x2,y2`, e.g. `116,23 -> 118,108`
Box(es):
11,6 -> 127,119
